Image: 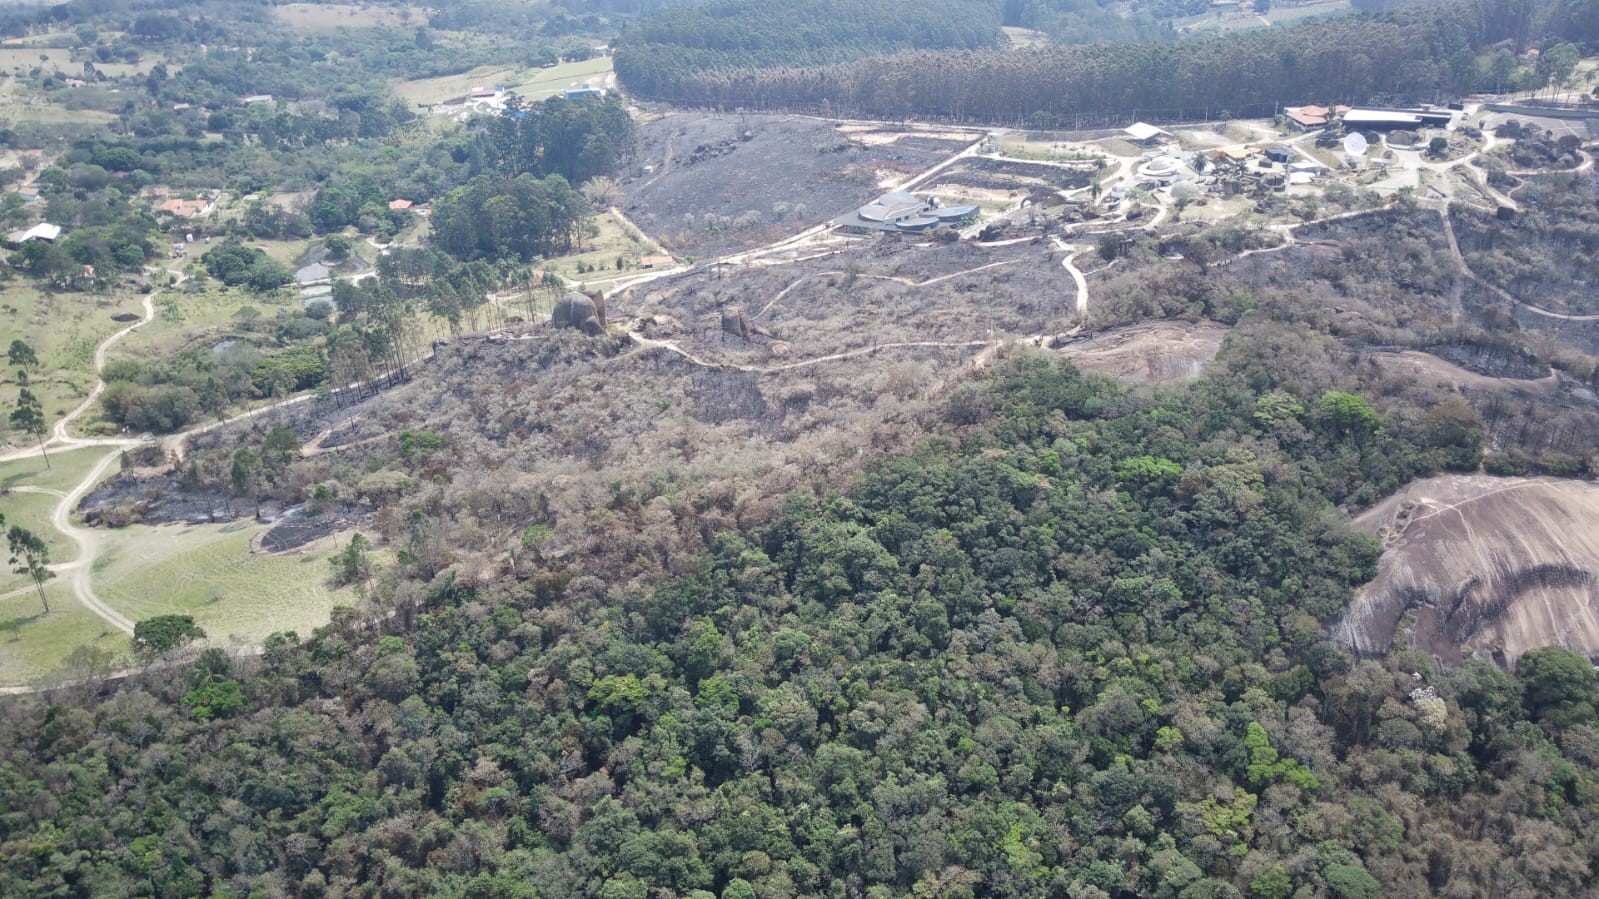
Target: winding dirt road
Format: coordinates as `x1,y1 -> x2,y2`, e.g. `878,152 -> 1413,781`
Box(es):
2,273 -> 175,634
52,291 -> 156,443
1051,239 -> 1090,318
50,448 -> 135,635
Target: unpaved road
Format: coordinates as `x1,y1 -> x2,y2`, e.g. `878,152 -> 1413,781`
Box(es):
1051,239 -> 1090,318
51,291 -> 156,443
50,449 -> 135,634
0,275 -> 181,633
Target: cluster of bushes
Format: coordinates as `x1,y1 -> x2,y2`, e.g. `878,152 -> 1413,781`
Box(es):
99,318 -> 330,432
200,238 -> 293,292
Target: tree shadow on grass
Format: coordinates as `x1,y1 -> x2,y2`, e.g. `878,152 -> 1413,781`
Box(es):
0,611 -> 45,637
1,468 -> 44,490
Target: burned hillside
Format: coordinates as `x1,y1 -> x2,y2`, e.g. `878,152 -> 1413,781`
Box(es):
83,327 -> 984,586
1451,173 -> 1599,319
621,113 -> 973,257
612,237 -> 1082,366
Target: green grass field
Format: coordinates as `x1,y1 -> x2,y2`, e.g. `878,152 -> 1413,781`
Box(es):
93,521 -> 355,648
0,48 -> 70,73
394,56 -> 613,109
1002,26 -> 1048,50
0,445 -> 356,686
1177,0 -> 1352,33
0,446 -> 119,594
107,280 -> 284,363
0,445 -> 113,494
506,57 -> 613,103
542,210 -> 656,284
273,3 -> 428,30
0,283 -> 144,440
0,488 -> 71,592
392,64 -> 521,108
0,581 -> 127,687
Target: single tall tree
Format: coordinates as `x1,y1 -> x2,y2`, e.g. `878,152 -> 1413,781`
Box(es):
7,525 -> 53,614
9,386 -> 47,468
7,339 -> 37,370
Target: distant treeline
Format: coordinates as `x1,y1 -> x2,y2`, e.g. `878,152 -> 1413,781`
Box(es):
613,0 -> 1007,99
618,0 -> 1599,124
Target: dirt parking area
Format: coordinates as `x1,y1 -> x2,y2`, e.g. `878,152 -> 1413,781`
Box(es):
1479,111 -> 1597,142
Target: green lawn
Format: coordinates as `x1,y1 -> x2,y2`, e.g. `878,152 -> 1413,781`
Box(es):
106,280 -> 286,363
0,449 -> 357,686
0,580 -> 128,687
505,57 -> 614,102
0,444 -> 113,493
0,488 -> 70,591
542,210 -> 656,285
394,56 -> 614,109
392,64 -> 521,108
0,48 -> 71,72
0,446 -> 119,594
94,520 -> 356,648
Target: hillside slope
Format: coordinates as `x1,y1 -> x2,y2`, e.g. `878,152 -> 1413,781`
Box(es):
1336,475 -> 1599,662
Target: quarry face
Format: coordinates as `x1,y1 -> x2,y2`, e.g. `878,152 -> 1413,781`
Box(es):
1334,475 -> 1599,664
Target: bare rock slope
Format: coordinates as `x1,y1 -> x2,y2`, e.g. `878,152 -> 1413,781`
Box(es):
1334,475 -> 1599,663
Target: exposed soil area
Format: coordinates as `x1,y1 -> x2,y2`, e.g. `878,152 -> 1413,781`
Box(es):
1334,475 -> 1599,664
1362,349 -> 1558,396
1052,320 -> 1229,384
621,114 -> 971,258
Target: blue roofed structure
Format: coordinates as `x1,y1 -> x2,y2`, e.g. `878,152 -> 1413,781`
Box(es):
835,191 -> 979,234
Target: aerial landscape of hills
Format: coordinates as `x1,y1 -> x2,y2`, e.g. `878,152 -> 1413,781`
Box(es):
2,0 -> 1599,896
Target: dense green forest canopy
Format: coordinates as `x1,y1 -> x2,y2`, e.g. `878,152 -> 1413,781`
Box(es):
617,0 -> 1599,123
612,0 -> 1008,98
478,94 -> 638,186
1006,0 -> 1174,44
7,317 -> 1599,896
430,173 -> 591,263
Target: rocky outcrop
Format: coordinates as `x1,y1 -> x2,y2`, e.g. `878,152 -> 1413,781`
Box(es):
554,291 -> 607,336
720,304 -> 751,340
1333,475 -> 1599,664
